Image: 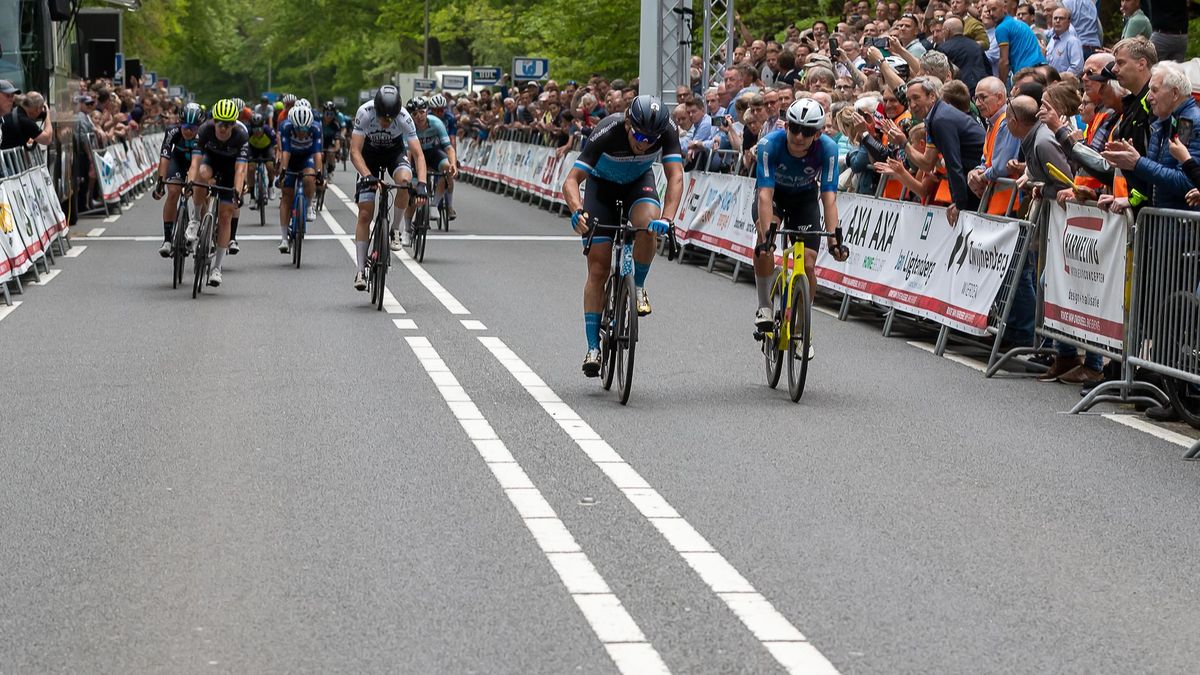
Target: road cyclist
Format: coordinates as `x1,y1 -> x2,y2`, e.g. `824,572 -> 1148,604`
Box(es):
152,102 -> 204,258
403,96 -> 457,241
245,112 -> 277,209
321,102 -> 343,175
348,84 -> 427,292
275,103 -> 323,254
561,94 -> 685,377
427,93 -> 458,220
751,99 -> 849,361
184,98 -> 249,289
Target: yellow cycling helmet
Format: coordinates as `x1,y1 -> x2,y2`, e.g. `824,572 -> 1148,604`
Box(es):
212,99 -> 239,122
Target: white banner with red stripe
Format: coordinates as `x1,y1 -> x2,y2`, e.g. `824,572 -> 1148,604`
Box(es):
1042,201 -> 1127,349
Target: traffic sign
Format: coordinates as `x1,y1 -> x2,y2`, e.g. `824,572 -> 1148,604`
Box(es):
168,86 -> 182,97
472,67 -> 502,86
146,71 -> 157,86
114,52 -> 124,81
442,74 -> 468,91
512,57 -> 549,81
413,78 -> 437,92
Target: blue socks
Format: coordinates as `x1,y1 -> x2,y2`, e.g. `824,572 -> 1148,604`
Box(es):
584,312 -> 601,350
634,262 -> 651,288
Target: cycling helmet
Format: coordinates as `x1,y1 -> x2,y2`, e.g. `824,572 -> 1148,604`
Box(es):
274,101 -> 284,111
428,93 -> 447,109
211,99 -> 239,123
626,94 -> 672,139
288,105 -> 314,128
784,98 -> 825,129
324,100 -> 336,111
296,98 -> 311,108
181,103 -> 204,126
282,93 -> 296,105
249,112 -> 265,129
405,96 -> 428,113
883,55 -> 910,79
374,85 -> 403,118
232,97 -> 246,111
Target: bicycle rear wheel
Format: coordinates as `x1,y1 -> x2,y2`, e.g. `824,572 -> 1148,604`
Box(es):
615,275 -> 638,405
292,195 -> 306,268
764,272 -> 785,388
786,275 -> 811,402
257,170 -> 267,227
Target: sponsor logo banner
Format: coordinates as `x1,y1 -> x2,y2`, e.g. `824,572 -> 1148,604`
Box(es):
1043,201 -> 1127,348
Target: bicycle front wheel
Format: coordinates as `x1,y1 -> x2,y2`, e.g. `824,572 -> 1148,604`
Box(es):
171,200 -> 189,289
615,275 -> 638,405
292,198 -> 306,269
373,219 -> 389,311
413,205 -> 429,263
787,275 -> 811,402
192,215 -> 213,299
600,275 -> 617,391
764,271 -> 785,389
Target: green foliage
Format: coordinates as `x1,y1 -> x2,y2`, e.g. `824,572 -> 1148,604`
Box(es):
117,0 -> 643,103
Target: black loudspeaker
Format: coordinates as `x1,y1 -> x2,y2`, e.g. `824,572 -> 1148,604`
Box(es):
48,0 -> 74,22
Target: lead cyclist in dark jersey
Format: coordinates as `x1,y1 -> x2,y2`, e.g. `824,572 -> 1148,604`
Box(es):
752,99 -> 849,359
562,94 -> 685,377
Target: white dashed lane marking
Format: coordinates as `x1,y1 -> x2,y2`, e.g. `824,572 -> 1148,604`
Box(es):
402,335 -> 670,675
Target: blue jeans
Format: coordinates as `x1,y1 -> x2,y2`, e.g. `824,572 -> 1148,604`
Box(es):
1006,253 -> 1037,346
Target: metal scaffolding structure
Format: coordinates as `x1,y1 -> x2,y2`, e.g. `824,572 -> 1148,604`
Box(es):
639,0 -> 735,105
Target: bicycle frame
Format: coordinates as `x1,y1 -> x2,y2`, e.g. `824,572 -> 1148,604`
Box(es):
769,238 -> 808,350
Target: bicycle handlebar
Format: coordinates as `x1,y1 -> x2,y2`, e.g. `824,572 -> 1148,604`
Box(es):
187,181 -> 239,194
582,220 -> 679,262
754,223 -> 847,257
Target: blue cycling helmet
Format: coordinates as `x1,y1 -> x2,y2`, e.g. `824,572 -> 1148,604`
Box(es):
181,103 -> 204,126
626,94 -> 671,140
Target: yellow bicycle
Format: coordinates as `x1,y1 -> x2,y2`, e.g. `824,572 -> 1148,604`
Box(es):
755,223 -> 847,402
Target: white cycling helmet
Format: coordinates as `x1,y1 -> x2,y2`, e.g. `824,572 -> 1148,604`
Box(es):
883,55 -> 911,79
785,99 -> 826,129
288,105 -> 314,128
428,93 -> 447,108
296,98 -> 312,108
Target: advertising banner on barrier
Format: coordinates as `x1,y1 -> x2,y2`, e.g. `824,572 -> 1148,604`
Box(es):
1042,202 -> 1127,349
94,146 -> 122,202
0,182 -> 44,279
674,171 -> 758,263
815,192 -> 1020,335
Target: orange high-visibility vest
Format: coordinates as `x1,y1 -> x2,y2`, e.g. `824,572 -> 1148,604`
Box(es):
1074,111 -> 1109,192
983,110 -> 1018,214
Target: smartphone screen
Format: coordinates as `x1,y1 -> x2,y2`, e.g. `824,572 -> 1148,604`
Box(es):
1177,118 -> 1194,142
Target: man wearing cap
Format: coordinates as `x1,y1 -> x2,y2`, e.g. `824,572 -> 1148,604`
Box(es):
0,81 -> 53,150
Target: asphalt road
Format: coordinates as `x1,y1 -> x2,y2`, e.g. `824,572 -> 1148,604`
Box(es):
3,165 -> 1199,675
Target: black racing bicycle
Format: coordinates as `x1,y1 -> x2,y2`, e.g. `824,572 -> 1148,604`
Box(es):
189,182 -> 238,298
406,181 -> 431,263
364,176 -> 401,311
583,200 -> 679,405
163,178 -> 190,289
248,159 -> 270,227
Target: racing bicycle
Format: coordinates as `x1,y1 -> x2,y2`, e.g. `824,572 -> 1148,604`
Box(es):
189,182 -> 238,299
364,176 -> 401,311
248,159 -> 271,227
582,200 -> 679,405
163,178 -> 190,289
754,222 -> 847,402
405,182 -> 431,263
282,170 -> 313,268
432,171 -> 450,232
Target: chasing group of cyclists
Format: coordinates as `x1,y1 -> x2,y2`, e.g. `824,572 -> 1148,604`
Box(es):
149,84 -> 848,381
150,89 -> 460,292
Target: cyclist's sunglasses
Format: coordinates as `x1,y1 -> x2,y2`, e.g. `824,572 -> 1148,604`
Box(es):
787,122 -> 821,138
215,120 -> 236,128
631,129 -> 659,144
181,123 -> 197,131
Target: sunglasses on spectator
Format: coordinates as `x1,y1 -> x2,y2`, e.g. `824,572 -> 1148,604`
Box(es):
787,122 -> 821,137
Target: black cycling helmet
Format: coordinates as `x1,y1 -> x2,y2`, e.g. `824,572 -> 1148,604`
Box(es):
324,100 -> 336,111
373,85 -> 402,118
249,112 -> 265,128
626,94 -> 671,140
405,96 -> 428,113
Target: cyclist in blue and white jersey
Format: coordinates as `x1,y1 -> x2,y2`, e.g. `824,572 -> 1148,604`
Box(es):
428,93 -> 458,220
752,99 -> 848,357
404,97 -> 457,244
562,94 -> 685,377
152,102 -> 203,258
275,104 -> 324,253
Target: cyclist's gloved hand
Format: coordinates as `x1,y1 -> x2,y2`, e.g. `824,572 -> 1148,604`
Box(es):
649,218 -> 672,236
415,182 -> 429,198
152,181 -> 164,200
829,227 -> 850,262
571,209 -> 590,235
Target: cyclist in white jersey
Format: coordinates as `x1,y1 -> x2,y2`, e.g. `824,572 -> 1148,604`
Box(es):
349,85 -> 427,290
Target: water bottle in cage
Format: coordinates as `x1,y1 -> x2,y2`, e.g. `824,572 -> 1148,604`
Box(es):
621,242 -> 634,277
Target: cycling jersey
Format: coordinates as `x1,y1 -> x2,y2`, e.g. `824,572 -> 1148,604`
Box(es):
194,120 -> 249,163
160,124 -> 198,160
321,115 -> 342,142
415,115 -> 451,151
573,112 -> 683,185
755,130 -> 839,193
278,120 -> 323,155
432,109 -> 457,137
353,101 -> 418,156
247,126 -> 277,151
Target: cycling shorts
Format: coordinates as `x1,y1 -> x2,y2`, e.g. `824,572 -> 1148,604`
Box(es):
422,147 -> 450,171
199,156 -> 240,203
282,153 -> 317,188
751,189 -> 823,252
581,171 -> 660,244
247,146 -> 274,164
165,153 -> 190,181
355,151 -> 413,203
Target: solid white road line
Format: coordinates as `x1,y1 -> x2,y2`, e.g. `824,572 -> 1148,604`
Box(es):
28,269 -> 60,286
402,336 -> 670,675
77,233 -> 569,243
461,319 -> 487,331
478,336 -> 840,675
63,245 -> 86,258
906,341 -> 988,373
0,302 -> 21,323
87,227 -> 106,237
812,305 -> 839,318
102,214 -> 120,223
1101,413 -> 1197,448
